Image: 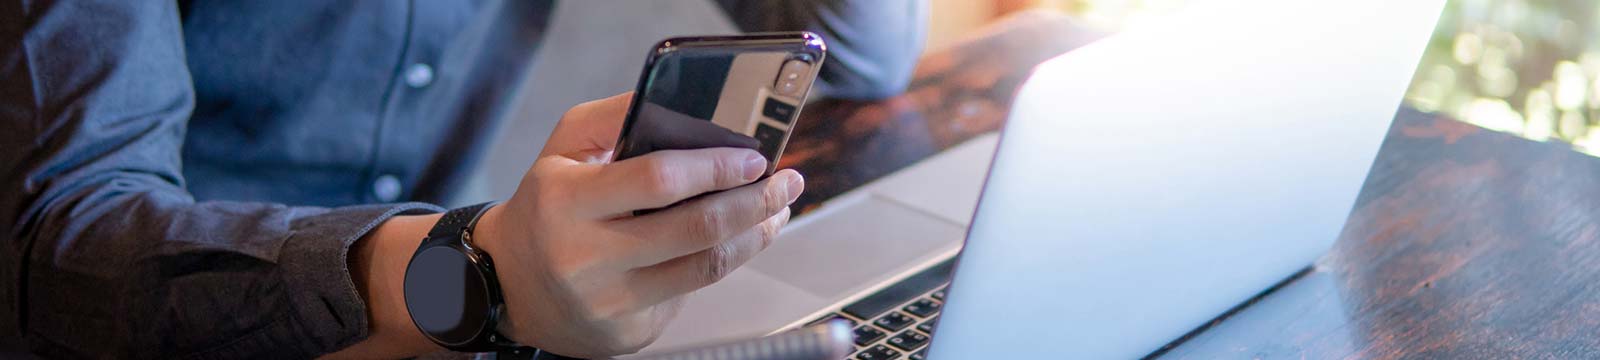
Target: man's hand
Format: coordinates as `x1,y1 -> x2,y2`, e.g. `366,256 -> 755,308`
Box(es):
473,93 -> 804,357
329,93 -> 802,359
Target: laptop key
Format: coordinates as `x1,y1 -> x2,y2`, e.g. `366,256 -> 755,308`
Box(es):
902,299 -> 941,318
809,314 -> 858,328
874,312 -> 916,332
909,348 -> 929,360
916,315 -> 939,335
856,344 -> 902,360
886,330 -> 930,351
853,325 -> 887,347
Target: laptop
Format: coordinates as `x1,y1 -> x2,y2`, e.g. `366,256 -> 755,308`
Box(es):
639,0 -> 1445,357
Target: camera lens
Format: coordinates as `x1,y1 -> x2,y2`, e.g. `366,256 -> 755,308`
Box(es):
774,59 -> 811,97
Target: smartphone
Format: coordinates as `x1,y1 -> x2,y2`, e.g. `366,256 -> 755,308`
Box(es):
612,32 -> 827,177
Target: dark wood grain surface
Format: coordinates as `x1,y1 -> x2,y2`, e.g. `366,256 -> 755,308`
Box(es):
790,10 -> 1600,359
1159,108 -> 1600,359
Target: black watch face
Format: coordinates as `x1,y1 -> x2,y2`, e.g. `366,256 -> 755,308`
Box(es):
404,246 -> 492,345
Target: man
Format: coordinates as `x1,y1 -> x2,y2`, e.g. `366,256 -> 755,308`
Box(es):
0,0 -> 925,358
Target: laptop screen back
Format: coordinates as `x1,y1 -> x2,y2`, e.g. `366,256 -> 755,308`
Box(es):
928,0 -> 1446,358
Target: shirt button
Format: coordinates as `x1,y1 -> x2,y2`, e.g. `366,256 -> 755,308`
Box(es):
404,63 -> 434,88
373,175 -> 402,202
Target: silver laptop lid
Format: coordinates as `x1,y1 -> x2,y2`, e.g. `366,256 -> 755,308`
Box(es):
928,0 -> 1445,358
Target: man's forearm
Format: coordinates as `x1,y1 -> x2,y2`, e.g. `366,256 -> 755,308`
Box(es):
325,213 -> 445,359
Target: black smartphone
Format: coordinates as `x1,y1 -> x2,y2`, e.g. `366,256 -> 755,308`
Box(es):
612,32 -> 827,177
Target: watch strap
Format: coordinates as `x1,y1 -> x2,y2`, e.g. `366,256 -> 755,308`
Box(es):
413,201 -> 534,353
428,201 -> 495,238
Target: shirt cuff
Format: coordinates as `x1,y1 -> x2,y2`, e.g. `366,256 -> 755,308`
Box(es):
212,202 -> 442,357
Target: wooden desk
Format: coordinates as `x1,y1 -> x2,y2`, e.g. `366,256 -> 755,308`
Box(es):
1159,108 -> 1600,359
788,11 -> 1600,359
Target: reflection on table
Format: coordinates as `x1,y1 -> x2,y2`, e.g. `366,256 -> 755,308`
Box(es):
781,11 -> 1105,215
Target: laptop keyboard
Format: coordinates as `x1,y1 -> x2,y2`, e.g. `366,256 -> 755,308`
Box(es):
806,260 -> 955,360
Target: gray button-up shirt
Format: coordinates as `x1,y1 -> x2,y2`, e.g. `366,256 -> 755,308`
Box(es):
0,0 -> 925,358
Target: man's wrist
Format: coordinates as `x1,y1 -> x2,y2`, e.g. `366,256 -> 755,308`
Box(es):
325,213 -> 444,359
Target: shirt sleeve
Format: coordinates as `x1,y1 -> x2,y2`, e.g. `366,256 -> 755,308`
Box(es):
714,0 -> 929,100
0,1 -> 442,358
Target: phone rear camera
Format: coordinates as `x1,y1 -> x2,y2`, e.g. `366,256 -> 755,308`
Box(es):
774,59 -> 811,97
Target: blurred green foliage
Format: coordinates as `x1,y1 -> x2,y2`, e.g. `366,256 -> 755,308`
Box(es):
1404,0 -> 1600,155
1041,0 -> 1600,154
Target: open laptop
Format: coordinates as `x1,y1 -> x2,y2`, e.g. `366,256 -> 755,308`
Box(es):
640,0 -> 1445,357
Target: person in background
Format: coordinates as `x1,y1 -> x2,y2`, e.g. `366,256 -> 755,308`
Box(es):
0,0 -> 925,358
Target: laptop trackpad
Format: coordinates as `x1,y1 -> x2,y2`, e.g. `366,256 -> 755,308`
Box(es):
749,196 -> 965,299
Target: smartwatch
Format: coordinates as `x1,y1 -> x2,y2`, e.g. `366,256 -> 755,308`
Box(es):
403,202 -> 535,355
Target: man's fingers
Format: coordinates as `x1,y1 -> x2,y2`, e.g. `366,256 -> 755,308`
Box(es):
574,148 -> 773,218
627,207 -> 791,303
540,92 -> 632,159
615,169 -> 803,265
